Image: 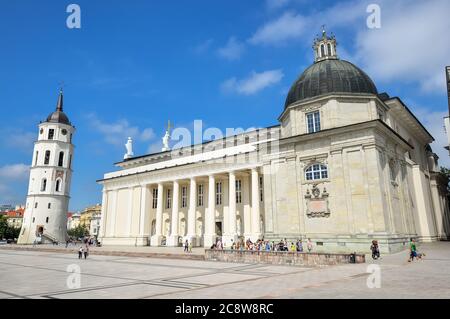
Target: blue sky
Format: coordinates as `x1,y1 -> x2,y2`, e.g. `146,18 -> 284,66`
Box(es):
0,0 -> 449,211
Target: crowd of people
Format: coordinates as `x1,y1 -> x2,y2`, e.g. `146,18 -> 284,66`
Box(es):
209,237 -> 314,252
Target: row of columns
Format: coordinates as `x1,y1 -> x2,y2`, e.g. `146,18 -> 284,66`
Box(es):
147,168 -> 262,247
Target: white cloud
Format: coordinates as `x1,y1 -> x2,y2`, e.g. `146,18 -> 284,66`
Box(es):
147,141 -> 163,154
412,108 -> 450,168
221,69 -> 284,95
266,0 -> 291,11
354,0 -> 450,92
87,114 -> 155,146
192,39 -> 214,54
7,132 -> 35,152
0,164 -> 29,180
0,163 -> 29,205
249,11 -> 308,46
248,0 -> 449,92
217,37 -> 245,61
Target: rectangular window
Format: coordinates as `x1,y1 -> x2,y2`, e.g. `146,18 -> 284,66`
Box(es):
35,151 -> 39,166
181,186 -> 187,208
34,202 -> 38,209
152,188 -> 158,209
48,129 -> 54,140
197,184 -> 204,207
236,179 -> 242,204
44,150 -> 50,165
58,152 -> 64,167
259,176 -> 264,202
166,189 -> 171,209
216,182 -> 222,205
307,111 -> 321,133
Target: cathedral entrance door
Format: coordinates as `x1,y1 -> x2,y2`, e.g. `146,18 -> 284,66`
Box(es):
215,222 -> 222,236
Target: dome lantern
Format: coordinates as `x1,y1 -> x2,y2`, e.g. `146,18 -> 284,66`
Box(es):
313,25 -> 338,63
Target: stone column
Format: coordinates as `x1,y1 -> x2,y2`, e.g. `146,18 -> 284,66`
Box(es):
204,175 -> 216,247
223,171 -> 238,247
98,189 -> 108,239
186,177 -> 197,246
167,180 -> 180,246
150,183 -> 164,246
251,168 -> 261,241
109,190 -> 118,237
136,185 -> 150,246
126,187 -> 134,237
98,189 -> 108,241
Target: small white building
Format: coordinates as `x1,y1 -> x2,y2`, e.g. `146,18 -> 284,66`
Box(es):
90,212 -> 102,237
18,90 -> 76,244
67,212 -> 81,230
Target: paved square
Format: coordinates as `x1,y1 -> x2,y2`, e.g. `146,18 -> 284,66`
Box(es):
1,242 -> 449,299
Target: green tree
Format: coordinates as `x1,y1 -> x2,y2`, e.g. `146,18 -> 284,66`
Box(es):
68,224 -> 89,239
0,215 -> 8,239
0,216 -> 21,240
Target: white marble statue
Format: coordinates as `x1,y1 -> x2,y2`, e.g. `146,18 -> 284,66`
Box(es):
162,120 -> 172,152
162,131 -> 170,151
124,137 -> 134,159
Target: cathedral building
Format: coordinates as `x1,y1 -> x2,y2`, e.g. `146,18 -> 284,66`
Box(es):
98,31 -> 450,253
18,90 -> 75,244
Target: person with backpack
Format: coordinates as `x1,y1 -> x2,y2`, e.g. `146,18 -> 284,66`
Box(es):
370,240 -> 380,260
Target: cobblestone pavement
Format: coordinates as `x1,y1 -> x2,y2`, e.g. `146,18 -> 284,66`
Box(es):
0,242 -> 449,299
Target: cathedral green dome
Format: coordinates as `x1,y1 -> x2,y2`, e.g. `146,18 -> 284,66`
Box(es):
284,29 -> 378,109
284,59 -> 378,108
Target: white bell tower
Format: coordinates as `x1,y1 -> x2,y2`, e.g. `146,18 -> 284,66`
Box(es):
18,89 -> 75,244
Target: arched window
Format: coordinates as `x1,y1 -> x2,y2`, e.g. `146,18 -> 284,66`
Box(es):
44,150 -> 51,165
320,44 -> 325,57
305,164 -> 328,181
41,178 -> 47,191
56,179 -> 62,192
58,151 -> 64,167
327,43 -> 332,56
35,151 -> 39,166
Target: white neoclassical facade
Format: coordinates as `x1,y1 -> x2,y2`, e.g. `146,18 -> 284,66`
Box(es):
18,90 -> 75,244
98,32 -> 450,253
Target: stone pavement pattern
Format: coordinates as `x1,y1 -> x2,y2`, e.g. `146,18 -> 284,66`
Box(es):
0,242 -> 449,299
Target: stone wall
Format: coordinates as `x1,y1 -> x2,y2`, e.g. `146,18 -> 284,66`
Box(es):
205,249 -> 365,267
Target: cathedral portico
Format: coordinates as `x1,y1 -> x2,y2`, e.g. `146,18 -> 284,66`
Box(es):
99,164 -> 265,247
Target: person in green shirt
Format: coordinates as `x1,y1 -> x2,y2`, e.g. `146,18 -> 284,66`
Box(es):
408,238 -> 417,262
